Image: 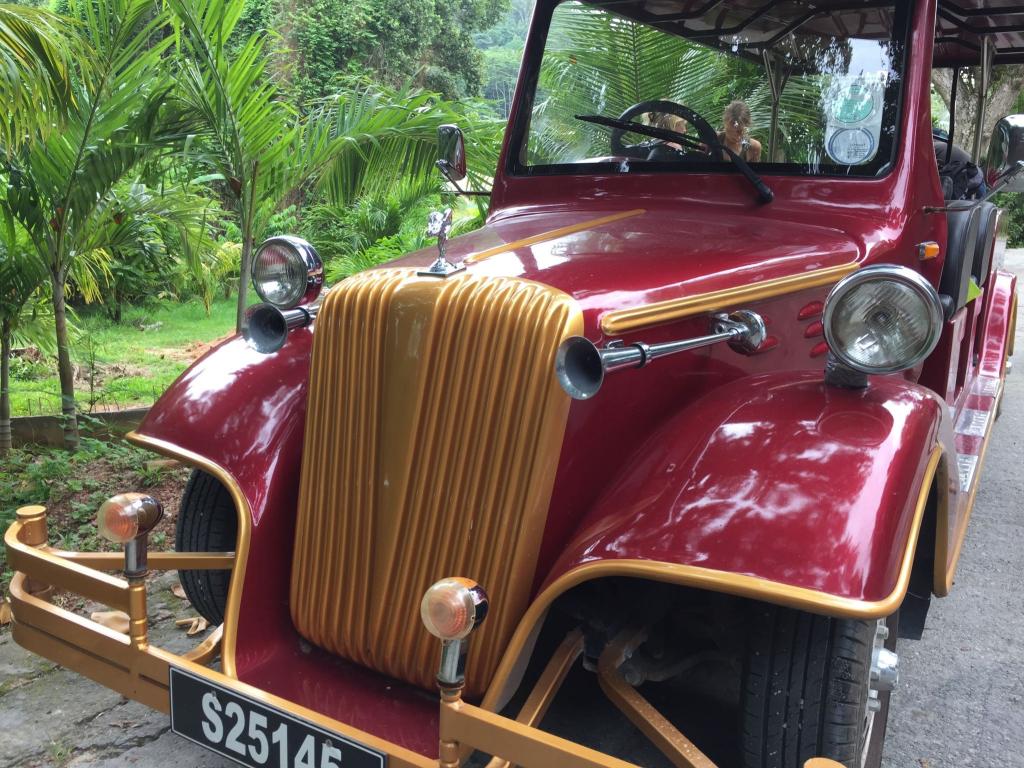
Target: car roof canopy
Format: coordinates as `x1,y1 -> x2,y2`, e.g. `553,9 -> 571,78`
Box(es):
578,1 -> 898,71
934,0 -> 1024,67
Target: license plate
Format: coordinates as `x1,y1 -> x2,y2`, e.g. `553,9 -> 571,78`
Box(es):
169,667 -> 387,768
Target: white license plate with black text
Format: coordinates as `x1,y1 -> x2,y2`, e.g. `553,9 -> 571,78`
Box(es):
169,667 -> 387,768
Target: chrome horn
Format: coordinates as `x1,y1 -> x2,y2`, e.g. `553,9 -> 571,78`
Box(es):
243,303 -> 320,354
555,310 -> 766,400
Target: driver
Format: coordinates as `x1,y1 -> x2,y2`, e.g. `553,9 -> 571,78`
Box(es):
647,112 -> 688,151
718,101 -> 762,162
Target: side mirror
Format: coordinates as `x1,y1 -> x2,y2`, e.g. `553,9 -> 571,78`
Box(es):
437,124 -> 467,183
985,114 -> 1024,191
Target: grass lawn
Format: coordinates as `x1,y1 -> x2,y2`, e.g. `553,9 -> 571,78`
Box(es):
10,297 -> 240,417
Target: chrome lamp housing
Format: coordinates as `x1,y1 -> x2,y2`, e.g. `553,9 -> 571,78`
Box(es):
823,264 -> 943,376
252,235 -> 324,309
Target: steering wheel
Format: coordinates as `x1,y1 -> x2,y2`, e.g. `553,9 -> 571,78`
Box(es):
609,100 -> 721,161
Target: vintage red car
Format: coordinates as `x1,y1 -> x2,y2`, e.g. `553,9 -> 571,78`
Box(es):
5,1 -> 1022,767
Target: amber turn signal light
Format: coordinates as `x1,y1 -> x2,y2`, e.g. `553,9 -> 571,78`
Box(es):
96,493 -> 164,544
420,577 -> 489,641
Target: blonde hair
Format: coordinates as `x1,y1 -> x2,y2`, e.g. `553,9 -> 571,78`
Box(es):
647,112 -> 687,133
724,100 -> 752,129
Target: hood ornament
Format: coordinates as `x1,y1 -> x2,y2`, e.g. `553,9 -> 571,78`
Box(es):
418,208 -> 465,278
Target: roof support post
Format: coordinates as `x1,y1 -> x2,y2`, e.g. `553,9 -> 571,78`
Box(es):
762,50 -> 791,163
947,66 -> 960,165
973,37 -> 993,163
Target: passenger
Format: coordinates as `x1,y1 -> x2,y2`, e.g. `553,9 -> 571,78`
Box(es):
933,130 -> 985,199
647,112 -> 688,150
719,100 -> 762,162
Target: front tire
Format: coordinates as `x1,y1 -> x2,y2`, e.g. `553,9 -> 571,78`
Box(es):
175,469 -> 237,625
740,604 -> 894,768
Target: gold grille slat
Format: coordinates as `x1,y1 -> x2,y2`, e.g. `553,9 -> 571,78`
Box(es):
290,269 -> 582,696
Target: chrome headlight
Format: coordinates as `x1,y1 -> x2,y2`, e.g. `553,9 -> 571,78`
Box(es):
252,236 -> 323,309
823,265 -> 943,374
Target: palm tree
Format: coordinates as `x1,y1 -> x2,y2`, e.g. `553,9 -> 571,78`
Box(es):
2,0 -> 172,450
0,211 -> 48,454
168,0 -> 505,329
167,0 -> 307,331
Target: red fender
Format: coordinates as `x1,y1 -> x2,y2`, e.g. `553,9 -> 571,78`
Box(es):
541,371 -> 958,615
134,331 -> 312,525
130,331 -> 312,672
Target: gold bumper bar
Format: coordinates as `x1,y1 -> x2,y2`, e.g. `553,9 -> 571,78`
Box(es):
5,506 -> 843,768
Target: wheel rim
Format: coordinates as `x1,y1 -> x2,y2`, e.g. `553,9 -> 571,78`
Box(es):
861,618 -> 898,767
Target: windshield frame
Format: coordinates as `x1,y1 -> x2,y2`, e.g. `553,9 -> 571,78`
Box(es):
505,0 -> 913,181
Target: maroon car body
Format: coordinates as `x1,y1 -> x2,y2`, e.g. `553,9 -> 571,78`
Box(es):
6,1 -> 1021,766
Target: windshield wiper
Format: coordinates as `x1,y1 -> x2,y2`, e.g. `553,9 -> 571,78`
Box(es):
575,114 -> 774,204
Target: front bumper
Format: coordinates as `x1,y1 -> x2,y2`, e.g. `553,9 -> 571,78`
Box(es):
5,505 -> 844,768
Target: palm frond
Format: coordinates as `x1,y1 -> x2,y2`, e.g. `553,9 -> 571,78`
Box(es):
0,4 -> 74,149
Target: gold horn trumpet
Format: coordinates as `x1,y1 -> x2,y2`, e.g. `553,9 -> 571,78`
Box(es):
555,310 -> 766,400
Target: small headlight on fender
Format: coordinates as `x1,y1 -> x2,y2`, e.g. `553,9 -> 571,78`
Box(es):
823,264 -> 943,375
252,235 -> 323,309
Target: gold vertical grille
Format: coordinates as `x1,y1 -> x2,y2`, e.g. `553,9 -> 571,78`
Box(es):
290,268 -> 582,697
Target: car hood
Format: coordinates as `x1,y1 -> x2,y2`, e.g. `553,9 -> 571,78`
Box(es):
388,206 -> 863,333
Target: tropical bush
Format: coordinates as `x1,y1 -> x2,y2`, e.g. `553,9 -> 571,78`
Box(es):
0,0 -> 510,443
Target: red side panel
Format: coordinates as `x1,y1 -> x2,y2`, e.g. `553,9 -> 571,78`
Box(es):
544,372 -> 956,604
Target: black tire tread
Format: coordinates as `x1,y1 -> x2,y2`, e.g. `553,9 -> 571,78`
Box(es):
741,604 -> 874,768
174,469 -> 237,625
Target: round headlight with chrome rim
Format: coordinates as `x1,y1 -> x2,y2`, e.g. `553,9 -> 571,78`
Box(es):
252,235 -> 323,309
823,264 -> 943,375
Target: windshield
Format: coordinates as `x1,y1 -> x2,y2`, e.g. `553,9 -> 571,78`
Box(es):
513,0 -> 909,178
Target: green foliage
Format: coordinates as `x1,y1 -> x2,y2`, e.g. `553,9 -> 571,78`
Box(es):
0,3 -> 73,149
0,211 -> 49,340
306,183 -> 431,274
474,0 -> 531,49
9,352 -> 50,380
481,45 -> 522,117
168,0 -> 301,328
312,80 -> 504,207
318,193 -> 485,283
290,0 -> 508,102
95,181 -> 222,322
994,192 -> 1024,248
0,436 -> 173,575
2,0 -> 173,280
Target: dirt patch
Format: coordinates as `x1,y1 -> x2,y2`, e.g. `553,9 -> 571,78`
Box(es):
43,460 -> 190,550
185,332 -> 235,359
147,332 -> 234,363
73,361 -> 151,385
9,452 -> 192,611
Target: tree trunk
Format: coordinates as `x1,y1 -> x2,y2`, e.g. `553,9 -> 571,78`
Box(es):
0,317 -> 11,455
981,82 -> 1023,155
933,67 -> 1024,162
236,228 -> 252,333
235,165 -> 260,333
50,266 -> 79,451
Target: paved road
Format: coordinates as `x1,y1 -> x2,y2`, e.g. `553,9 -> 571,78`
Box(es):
881,249 -> 1024,768
1,254 -> 1022,768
